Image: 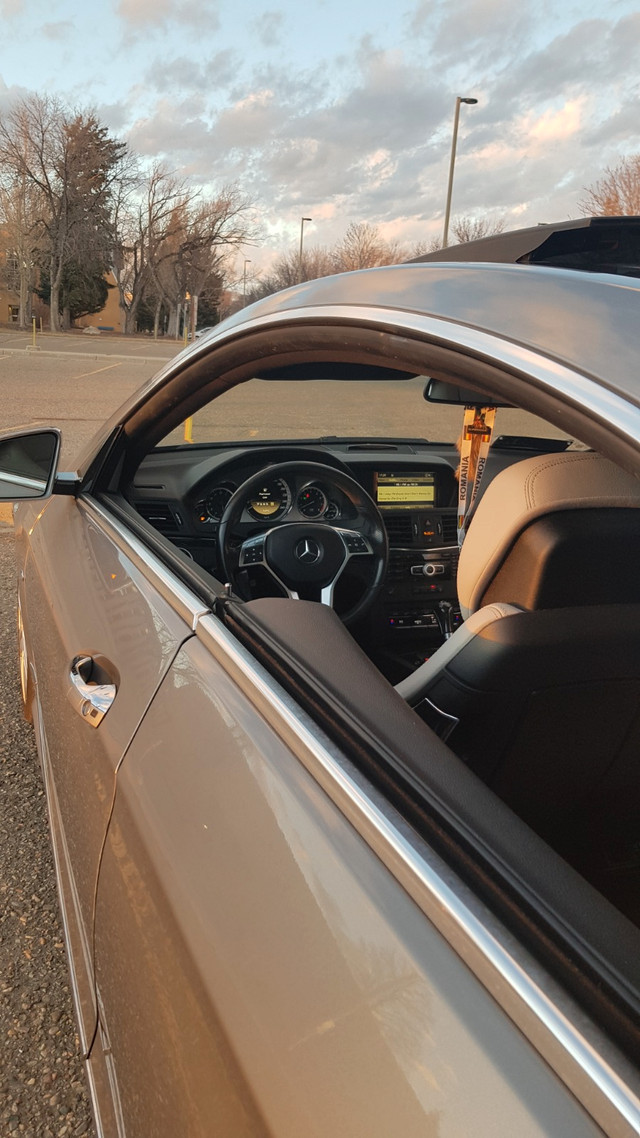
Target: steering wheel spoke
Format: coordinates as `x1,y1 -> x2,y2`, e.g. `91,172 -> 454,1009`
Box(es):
336,528 -> 374,557
238,534 -> 266,567
239,533 -> 300,600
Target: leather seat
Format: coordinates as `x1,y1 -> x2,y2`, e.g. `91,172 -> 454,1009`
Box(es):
396,451 -> 640,915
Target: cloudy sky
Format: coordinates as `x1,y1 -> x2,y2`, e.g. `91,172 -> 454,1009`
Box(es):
1,0 -> 639,273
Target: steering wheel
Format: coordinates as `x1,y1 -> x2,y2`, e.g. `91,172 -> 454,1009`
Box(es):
219,461 -> 388,623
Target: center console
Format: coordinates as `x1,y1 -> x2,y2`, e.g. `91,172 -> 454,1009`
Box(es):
364,466 -> 462,676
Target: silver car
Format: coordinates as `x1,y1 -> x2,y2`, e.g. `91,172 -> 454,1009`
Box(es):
3,262 -> 640,1136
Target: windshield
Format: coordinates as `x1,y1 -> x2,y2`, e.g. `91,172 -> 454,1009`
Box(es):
159,377 -> 573,447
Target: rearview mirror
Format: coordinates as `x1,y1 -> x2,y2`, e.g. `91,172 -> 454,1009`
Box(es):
423,377 -> 512,407
0,429 -> 60,499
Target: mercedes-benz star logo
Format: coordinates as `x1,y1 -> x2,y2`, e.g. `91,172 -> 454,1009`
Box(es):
295,537 -> 321,564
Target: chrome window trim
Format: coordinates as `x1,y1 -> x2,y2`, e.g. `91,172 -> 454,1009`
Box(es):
0,470 -> 48,491
78,498 -> 210,631
196,610 -> 640,1136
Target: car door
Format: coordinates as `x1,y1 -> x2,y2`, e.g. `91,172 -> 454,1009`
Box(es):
92,614 -> 606,1138
16,492 -> 204,1040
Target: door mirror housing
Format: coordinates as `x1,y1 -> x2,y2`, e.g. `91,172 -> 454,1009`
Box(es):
0,429 -> 60,499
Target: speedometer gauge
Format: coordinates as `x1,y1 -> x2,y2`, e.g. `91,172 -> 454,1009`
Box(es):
297,484 -> 327,518
247,477 -> 291,520
205,486 -> 233,521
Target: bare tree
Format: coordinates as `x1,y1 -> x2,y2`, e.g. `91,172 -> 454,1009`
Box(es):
150,202 -> 222,337
113,165 -> 254,335
251,222 -> 404,302
111,162 -> 184,334
331,222 -> 402,272
407,238 -> 443,258
450,215 -> 507,244
0,175 -> 41,327
168,190 -> 256,336
579,155 -> 640,216
250,245 -> 334,300
0,94 -> 128,331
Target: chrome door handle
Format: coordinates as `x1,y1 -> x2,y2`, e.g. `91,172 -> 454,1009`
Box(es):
69,655 -> 117,728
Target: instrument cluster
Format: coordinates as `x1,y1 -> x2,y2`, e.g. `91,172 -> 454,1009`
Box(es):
194,475 -> 344,527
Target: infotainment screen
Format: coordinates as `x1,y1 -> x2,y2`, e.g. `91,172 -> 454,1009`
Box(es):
375,471 -> 436,509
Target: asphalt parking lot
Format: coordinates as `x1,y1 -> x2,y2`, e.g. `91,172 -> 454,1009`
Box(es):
0,325 -> 179,362
0,339 -> 176,461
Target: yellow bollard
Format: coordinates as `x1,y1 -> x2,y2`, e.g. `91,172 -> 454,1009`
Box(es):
184,417 -> 193,443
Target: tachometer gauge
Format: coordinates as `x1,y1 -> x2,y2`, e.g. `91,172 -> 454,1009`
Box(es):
204,486 -> 234,521
324,500 -> 341,520
297,484 -> 327,518
247,477 -> 291,520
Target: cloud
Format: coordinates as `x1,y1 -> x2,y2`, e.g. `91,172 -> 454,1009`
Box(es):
525,99 -> 585,146
143,50 -> 239,96
117,0 -> 172,27
410,0 -> 534,72
42,21 -> 75,41
487,15 -> 640,121
584,98 -> 640,150
0,75 -> 30,114
127,99 -> 213,157
214,89 -> 283,150
116,0 -> 220,31
98,99 -> 148,135
47,0 -> 637,264
251,10 -> 284,48
114,12 -> 589,254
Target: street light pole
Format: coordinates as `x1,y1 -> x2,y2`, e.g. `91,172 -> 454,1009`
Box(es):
442,96 -> 478,248
299,217 -> 312,283
243,259 -> 251,306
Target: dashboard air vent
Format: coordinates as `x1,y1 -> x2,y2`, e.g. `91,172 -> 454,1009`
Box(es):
384,515 -> 413,545
136,502 -> 180,534
441,512 -> 457,544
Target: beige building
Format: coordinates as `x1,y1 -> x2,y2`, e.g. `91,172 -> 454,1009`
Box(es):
0,250 -> 23,324
1,241 -> 123,331
75,273 -> 124,334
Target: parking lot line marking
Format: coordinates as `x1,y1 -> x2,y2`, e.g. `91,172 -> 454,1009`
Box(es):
70,362 -> 123,379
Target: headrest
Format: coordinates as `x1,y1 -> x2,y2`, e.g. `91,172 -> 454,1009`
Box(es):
457,452 -> 640,618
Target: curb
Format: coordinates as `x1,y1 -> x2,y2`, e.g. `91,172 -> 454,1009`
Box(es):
0,348 -> 175,365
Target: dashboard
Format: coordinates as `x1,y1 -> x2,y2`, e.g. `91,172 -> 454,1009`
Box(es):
128,437 -> 536,679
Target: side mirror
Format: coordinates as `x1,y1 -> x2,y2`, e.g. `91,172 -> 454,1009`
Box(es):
0,429 -> 60,499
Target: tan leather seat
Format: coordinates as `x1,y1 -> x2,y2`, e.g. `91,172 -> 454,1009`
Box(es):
396,452 -> 640,918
